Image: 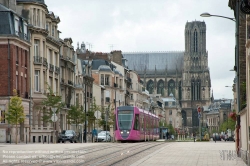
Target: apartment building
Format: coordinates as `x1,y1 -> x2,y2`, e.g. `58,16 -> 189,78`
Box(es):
15,0 -> 62,142
0,2 -> 31,143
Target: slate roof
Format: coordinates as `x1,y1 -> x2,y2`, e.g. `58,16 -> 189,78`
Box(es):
123,51 -> 184,75
16,0 -> 45,4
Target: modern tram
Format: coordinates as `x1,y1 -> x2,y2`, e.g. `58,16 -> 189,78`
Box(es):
114,106 -> 159,142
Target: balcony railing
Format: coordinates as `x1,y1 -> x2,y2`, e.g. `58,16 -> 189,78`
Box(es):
61,78 -> 64,84
68,80 -> 73,86
43,57 -> 48,68
55,66 -> 60,74
49,64 -> 54,72
74,84 -> 82,88
34,56 -> 42,64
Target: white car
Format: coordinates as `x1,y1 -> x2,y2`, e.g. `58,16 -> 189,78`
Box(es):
96,132 -> 111,142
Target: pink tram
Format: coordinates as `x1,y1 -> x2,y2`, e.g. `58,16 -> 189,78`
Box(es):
114,106 -> 160,142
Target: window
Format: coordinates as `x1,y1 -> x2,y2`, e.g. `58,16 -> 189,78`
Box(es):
37,9 -> 40,26
0,110 -> 5,123
15,18 -> 19,35
52,26 -> 54,36
46,23 -> 48,30
172,102 -> 176,106
165,102 -> 168,106
33,8 -> 36,25
24,23 -> 28,40
105,75 -> 109,85
16,75 -> 18,90
130,94 -> 133,100
169,110 -> 172,115
16,46 -> 18,64
55,79 -> 58,94
34,70 -> 40,92
49,77 -> 52,90
76,93 -> 79,105
101,75 -> 104,85
34,40 -> 39,57
133,114 -> 139,130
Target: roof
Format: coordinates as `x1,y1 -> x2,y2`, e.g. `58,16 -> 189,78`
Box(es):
123,51 -> 184,75
16,0 -> 45,4
98,65 -> 112,72
92,59 -> 110,70
0,3 -> 11,12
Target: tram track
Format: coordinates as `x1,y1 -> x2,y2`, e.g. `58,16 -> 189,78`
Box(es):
80,142 -> 166,166
2,143 -> 124,166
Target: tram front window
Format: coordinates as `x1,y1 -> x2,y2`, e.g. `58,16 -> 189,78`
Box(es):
118,110 -> 133,130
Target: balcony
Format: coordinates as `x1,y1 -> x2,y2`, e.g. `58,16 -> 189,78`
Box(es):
43,57 -> 48,68
74,84 -> 82,89
61,78 -> 65,84
55,66 -> 60,74
68,80 -> 73,86
49,64 -> 54,72
34,56 -> 42,64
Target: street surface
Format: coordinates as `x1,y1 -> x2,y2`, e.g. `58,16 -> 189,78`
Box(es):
0,141 -> 246,166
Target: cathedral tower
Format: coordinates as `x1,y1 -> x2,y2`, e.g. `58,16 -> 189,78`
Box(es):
181,21 -> 211,132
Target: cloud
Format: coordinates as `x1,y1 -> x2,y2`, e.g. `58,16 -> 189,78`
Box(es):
46,0 -> 235,99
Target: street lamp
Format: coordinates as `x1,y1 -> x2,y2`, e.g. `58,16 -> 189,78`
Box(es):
200,7 -> 240,154
200,12 -> 235,22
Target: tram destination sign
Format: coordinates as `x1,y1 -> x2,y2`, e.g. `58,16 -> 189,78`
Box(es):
118,110 -> 132,114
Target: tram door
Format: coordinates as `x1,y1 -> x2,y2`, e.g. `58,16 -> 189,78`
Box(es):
159,127 -> 168,139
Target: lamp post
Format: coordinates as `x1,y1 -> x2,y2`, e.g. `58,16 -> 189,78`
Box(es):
84,80 -> 87,143
200,6 -> 240,154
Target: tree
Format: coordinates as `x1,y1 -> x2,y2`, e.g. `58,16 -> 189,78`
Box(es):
166,124 -> 175,135
6,89 -> 25,144
67,104 -> 85,133
88,98 -> 101,129
98,104 -> 115,131
41,84 -> 64,123
219,117 -> 236,132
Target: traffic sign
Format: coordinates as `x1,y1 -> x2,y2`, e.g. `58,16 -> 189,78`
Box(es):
51,113 -> 58,122
94,111 -> 101,119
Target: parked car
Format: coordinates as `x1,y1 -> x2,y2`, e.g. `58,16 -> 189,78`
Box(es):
212,133 -> 221,141
96,132 -> 111,142
58,130 -> 78,143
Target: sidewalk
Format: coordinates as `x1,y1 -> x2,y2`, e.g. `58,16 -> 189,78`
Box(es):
131,141 -> 247,166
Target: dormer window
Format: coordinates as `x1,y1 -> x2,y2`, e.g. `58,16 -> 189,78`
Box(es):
14,16 -> 19,36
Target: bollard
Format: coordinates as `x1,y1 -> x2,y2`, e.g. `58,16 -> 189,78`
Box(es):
26,135 -> 27,144
48,135 -> 49,144
10,135 -> 11,144
42,135 -> 44,144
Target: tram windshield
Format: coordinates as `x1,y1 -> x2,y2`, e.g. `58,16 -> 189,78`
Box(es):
118,110 -> 133,130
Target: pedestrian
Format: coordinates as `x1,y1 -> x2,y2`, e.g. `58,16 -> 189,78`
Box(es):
166,132 -> 169,140
225,134 -> 228,142
213,134 -> 216,143
193,133 -> 196,142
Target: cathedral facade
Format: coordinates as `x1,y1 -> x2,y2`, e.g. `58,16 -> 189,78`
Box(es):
123,21 -> 211,132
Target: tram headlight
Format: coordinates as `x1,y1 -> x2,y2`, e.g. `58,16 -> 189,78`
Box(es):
121,131 -> 123,134
127,131 -> 129,134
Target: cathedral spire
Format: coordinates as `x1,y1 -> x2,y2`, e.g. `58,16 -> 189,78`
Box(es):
211,89 -> 214,102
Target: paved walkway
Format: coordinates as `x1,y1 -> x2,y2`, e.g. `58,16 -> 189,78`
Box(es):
131,141 -> 247,166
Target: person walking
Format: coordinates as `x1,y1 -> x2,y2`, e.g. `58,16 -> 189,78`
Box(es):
193,133 -> 196,142
213,134 -> 216,143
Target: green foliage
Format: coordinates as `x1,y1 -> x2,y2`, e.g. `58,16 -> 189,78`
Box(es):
41,84 -> 64,123
67,104 -> 85,132
88,98 -> 100,127
6,89 -> 25,144
166,124 -> 175,134
219,117 -> 236,132
98,104 -> 115,130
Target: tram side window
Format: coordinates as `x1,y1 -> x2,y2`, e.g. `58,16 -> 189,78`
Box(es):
134,114 -> 139,130
140,116 -> 144,131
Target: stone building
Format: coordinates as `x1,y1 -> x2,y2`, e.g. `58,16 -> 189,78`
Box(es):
123,21 -> 212,134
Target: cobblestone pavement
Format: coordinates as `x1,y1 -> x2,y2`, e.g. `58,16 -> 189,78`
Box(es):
0,141 -> 247,166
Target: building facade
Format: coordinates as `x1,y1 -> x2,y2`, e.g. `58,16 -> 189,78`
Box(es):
123,21 -> 212,134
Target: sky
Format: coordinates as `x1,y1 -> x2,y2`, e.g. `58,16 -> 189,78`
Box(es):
46,0 -> 235,100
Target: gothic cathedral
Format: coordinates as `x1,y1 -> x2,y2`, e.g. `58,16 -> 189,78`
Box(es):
123,21 -> 211,131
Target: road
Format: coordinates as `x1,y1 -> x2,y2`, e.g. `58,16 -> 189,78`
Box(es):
0,141 -> 246,166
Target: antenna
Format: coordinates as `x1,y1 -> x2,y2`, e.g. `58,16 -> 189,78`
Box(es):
86,42 -> 93,51
109,44 -> 115,51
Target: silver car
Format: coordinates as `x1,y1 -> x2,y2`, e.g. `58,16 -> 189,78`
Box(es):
96,132 -> 111,142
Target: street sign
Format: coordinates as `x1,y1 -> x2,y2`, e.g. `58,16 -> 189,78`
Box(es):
51,113 -> 58,122
94,111 -> 101,119
51,107 -> 57,113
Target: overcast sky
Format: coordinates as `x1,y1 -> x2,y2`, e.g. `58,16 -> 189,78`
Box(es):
46,0 -> 235,100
